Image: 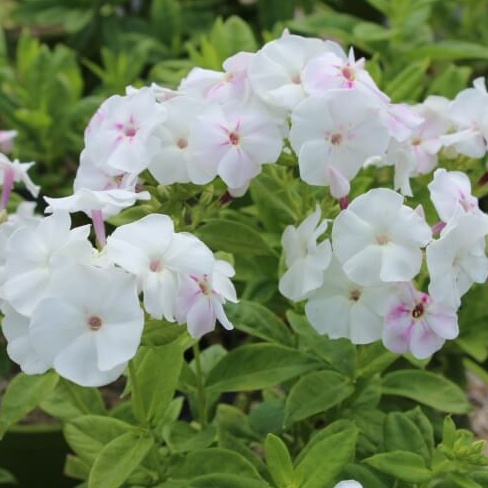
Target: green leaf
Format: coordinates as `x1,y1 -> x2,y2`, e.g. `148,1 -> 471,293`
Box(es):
64,455 -> 91,481
0,467 -> 17,484
195,219 -> 274,256
225,300 -> 294,346
40,378 -> 105,420
357,342 -> 397,378
187,474 -> 270,488
342,463 -> 389,488
169,448 -> 261,479
265,434 -> 294,488
0,371 -> 59,438
151,0 -> 182,48
384,60 -> 429,102
64,416 -> 134,465
205,344 -> 320,392
382,370 -> 470,414
88,432 -> 154,488
249,398 -> 285,436
293,425 -> 359,488
136,343 -> 184,427
363,451 -> 431,483
163,422 -> 216,453
284,370 -> 354,426
141,321 -> 187,347
449,473 -> 484,488
409,41 -> 488,61
384,412 -> 431,462
404,407 -> 434,455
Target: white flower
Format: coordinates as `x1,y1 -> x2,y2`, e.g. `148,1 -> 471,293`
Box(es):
175,260 -> 238,338
2,211 -> 93,315
428,168 -> 481,223
30,265 -> 144,387
332,188 -> 432,286
279,206 -> 332,301
426,211 -> 488,308
105,214 -> 214,321
334,481 -> 363,488
289,90 -> 389,197
188,102 -> 283,189
2,303 -> 50,375
305,256 -> 393,344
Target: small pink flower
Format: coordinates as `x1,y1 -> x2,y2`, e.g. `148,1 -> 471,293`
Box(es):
383,283 -> 458,359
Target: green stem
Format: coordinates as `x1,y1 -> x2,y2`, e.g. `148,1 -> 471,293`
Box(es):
128,360 -> 149,428
193,342 -> 208,429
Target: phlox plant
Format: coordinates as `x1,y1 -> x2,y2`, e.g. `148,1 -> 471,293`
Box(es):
1,31 -> 488,488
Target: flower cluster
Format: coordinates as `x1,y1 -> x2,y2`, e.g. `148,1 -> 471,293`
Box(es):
0,30 -> 487,388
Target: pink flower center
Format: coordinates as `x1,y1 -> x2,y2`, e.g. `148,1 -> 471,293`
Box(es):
177,138 -> 188,149
150,259 -> 163,272
229,131 -> 240,145
376,234 -> 389,245
342,66 -> 355,82
330,133 -> 343,145
411,302 -> 424,319
88,315 -> 102,331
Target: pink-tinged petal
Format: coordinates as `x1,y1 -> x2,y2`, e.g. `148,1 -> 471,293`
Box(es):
305,295 -> 351,338
327,166 -> 350,199
175,279 -> 201,324
342,245 -> 383,286
383,304 -> 413,354
186,296 -> 216,338
409,321 -> 445,359
380,242 -> 422,282
426,303 -> 459,340
349,302 -> 383,344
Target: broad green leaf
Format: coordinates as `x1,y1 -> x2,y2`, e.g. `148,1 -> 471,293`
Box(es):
363,451 -> 431,483
0,371 -> 59,438
295,420 -> 356,465
384,412 -> 431,462
187,474 -> 269,488
151,0 -> 182,48
64,416 -> 134,465
293,426 -> 358,488
382,370 -> 470,414
64,455 -> 91,481
195,219 -> 274,256
216,404 -> 260,442
225,300 -> 294,346
409,41 -> 488,61
141,321 -> 187,347
449,473 -> 484,488
205,344 -> 320,392
428,64 -> 472,99
40,378 -> 105,420
284,370 -> 354,426
265,434 -> 294,488
357,342 -> 397,378
384,60 -> 429,102
342,463 -> 389,488
163,422 -> 216,453
169,448 -> 261,479
136,343 -> 184,427
88,432 -> 154,488
249,398 -> 285,436
404,407 -> 434,455
0,468 -> 16,484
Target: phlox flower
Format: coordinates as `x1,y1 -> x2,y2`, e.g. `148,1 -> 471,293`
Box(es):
332,188 -> 432,286
279,205 -> 332,301
105,214 -> 214,321
0,154 -> 40,210
175,260 -> 238,338
426,211 -> 488,309
383,283 -> 458,359
302,48 -> 387,103
334,481 -> 363,488
248,32 -> 341,110
441,77 -> 488,158
188,102 -> 283,190
2,211 -> 93,316
305,256 -> 393,344
148,95 -> 203,185
83,87 -> 167,174
30,264 -> 144,387
2,303 -> 50,375
428,168 -> 481,223
289,90 -> 389,198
